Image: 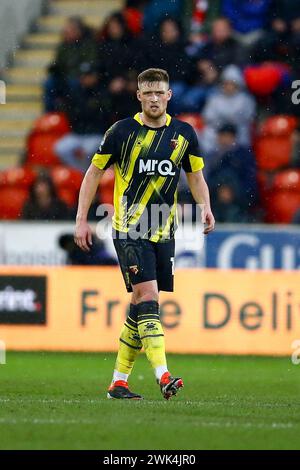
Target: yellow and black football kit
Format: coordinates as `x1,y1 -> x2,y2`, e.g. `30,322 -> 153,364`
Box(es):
92,112 -> 204,291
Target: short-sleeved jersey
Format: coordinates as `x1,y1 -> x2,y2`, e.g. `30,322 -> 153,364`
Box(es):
92,112 -> 204,242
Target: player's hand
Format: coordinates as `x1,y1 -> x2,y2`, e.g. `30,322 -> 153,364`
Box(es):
74,220 -> 93,252
202,206 -> 215,235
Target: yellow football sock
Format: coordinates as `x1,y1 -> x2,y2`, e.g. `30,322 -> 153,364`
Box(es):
137,301 -> 167,370
114,304 -> 142,376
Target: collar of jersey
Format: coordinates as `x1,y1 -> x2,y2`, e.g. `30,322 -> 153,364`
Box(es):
134,112 -> 171,128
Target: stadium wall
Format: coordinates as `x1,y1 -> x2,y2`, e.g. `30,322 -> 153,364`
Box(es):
0,266 -> 299,356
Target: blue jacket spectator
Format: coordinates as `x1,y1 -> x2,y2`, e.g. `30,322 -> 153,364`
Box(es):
222,0 -> 271,34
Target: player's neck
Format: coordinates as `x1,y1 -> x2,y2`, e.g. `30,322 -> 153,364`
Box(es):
140,112 -> 167,128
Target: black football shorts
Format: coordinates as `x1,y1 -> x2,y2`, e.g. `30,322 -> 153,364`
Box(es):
113,236 -> 175,292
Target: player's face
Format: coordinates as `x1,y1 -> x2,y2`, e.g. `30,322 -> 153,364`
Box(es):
137,81 -> 172,119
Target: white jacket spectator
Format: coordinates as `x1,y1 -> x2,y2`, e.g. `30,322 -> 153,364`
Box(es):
202,65 -> 256,149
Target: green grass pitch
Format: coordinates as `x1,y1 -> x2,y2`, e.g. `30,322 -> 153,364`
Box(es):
0,352 -> 300,450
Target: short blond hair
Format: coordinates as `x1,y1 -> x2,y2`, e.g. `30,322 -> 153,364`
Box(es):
137,68 -> 169,88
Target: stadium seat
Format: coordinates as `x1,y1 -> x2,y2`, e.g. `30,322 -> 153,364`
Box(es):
0,187 -> 28,219
31,112 -> 70,134
244,64 -> 282,96
57,188 -> 77,208
264,190 -> 300,223
177,113 -> 204,131
260,115 -> 297,137
272,169 -> 300,191
0,166 -> 36,188
50,166 -> 83,192
254,115 -> 298,171
26,112 -> 70,167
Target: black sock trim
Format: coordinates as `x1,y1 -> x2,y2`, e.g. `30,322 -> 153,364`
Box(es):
120,338 -> 142,350
138,313 -> 160,319
136,301 -> 159,317
126,316 -> 138,329
140,334 -> 164,340
138,318 -> 161,326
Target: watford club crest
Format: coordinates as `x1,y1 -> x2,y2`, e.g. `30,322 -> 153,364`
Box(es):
170,139 -> 179,149
129,265 -> 139,275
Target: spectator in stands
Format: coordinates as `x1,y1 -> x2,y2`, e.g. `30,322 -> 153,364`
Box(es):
22,174 -> 71,221
212,182 -> 251,223
44,16 -> 98,111
196,17 -> 245,70
270,0 -> 300,23
205,124 -> 258,210
97,12 -> 136,86
55,62 -> 108,172
202,64 -> 256,150
179,59 -> 219,113
106,71 -> 139,125
222,0 -> 271,47
145,17 -> 191,114
251,16 -> 291,64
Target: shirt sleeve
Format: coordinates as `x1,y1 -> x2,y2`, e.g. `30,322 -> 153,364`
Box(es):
182,127 -> 205,173
92,123 -> 119,170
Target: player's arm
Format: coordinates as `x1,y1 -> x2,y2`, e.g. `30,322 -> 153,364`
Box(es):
186,170 -> 215,235
74,164 -> 104,252
75,122 -> 119,251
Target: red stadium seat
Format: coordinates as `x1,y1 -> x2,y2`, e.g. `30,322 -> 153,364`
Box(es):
0,187 -> 28,219
0,166 -> 36,188
260,115 -> 297,137
244,64 -> 282,96
31,112 -> 70,134
254,136 -> 292,171
264,191 -> 300,223
177,113 -> 204,131
57,188 -> 77,208
272,169 -> 300,191
26,113 -> 71,167
50,166 -> 83,192
254,116 -> 298,171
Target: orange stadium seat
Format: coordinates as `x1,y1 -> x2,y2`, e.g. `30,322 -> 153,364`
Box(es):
0,187 -> 28,219
177,113 -> 204,131
26,113 -> 70,167
254,116 -> 298,171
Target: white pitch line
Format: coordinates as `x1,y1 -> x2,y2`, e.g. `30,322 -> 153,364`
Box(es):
0,417 -> 294,430
0,397 -> 299,409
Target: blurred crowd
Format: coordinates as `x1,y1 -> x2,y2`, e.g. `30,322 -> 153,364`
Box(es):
18,0 -> 300,224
